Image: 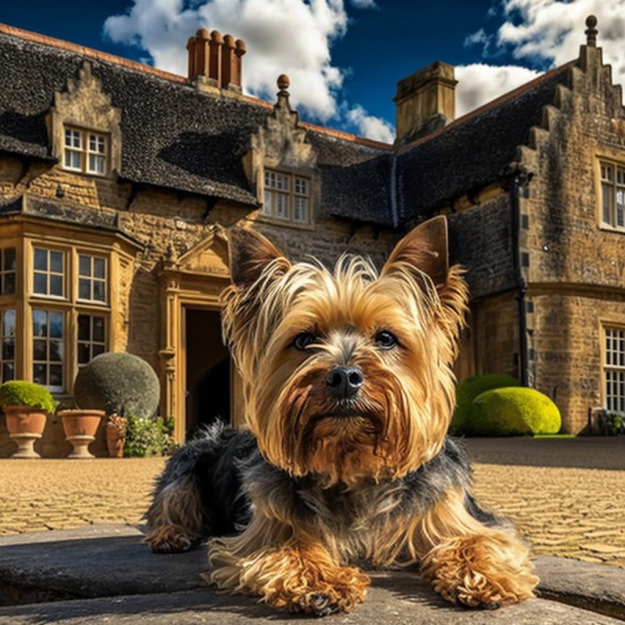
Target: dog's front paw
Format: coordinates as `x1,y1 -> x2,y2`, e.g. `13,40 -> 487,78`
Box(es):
144,524 -> 198,553
421,533 -> 538,608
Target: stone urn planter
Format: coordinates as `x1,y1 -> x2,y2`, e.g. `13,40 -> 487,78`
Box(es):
58,409 -> 105,459
0,381 -> 55,459
3,405 -> 48,458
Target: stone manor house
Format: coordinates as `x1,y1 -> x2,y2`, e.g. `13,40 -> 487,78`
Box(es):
0,16 -> 623,453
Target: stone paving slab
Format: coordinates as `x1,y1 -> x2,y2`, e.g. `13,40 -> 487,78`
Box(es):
0,525 -> 624,624
1,586 -> 620,625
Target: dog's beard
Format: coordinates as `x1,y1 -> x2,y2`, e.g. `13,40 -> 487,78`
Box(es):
257,366 -> 416,487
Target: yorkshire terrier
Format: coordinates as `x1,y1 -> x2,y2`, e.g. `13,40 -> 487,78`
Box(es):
145,216 -> 538,615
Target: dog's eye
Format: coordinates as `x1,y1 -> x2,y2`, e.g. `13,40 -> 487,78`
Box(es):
375,330 -> 398,350
293,332 -> 320,351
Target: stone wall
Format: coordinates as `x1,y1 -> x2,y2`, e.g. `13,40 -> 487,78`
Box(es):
516,46 -> 625,432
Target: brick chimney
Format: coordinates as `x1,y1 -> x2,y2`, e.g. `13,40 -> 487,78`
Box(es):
187,28 -> 246,91
394,61 -> 457,146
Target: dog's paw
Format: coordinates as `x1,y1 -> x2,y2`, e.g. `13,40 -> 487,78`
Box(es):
144,524 -> 197,553
421,534 -> 538,608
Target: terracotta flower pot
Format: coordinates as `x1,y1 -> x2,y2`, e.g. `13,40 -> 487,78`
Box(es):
58,409 -> 105,459
3,405 -> 48,458
106,422 -> 125,458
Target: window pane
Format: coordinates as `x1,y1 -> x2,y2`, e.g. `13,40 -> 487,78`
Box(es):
33,310 -> 47,336
79,278 -> 91,300
94,258 -> 105,279
602,184 -> 612,224
4,248 -> 15,271
49,340 -> 63,362
78,315 -> 90,341
92,344 -> 105,358
79,255 -> 91,276
33,339 -> 47,360
34,273 -> 47,294
34,249 -> 47,271
3,273 -> 15,295
50,251 -> 63,274
49,275 -> 63,297
49,312 -> 64,338
78,343 -> 91,364
33,363 -> 46,385
2,338 -> 14,360
93,281 -> 105,302
2,363 -> 14,382
4,309 -> 15,336
49,365 -> 63,387
92,317 -> 105,342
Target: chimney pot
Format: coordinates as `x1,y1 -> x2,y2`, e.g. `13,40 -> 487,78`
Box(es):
187,28 -> 245,90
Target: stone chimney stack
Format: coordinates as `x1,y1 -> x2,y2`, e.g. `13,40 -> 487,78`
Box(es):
394,61 -> 457,146
187,28 -> 246,91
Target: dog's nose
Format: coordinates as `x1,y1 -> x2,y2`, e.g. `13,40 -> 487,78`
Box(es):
326,365 -> 364,399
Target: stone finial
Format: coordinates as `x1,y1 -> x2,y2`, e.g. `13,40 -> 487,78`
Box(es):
585,15 -> 598,47
277,74 -> 290,93
276,74 -> 291,108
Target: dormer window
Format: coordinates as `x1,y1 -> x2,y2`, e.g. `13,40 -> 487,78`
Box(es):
261,170 -> 310,225
63,127 -> 108,176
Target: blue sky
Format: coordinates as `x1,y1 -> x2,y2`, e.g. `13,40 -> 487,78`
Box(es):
2,1 -> 624,142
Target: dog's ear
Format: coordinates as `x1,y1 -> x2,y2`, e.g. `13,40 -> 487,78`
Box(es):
227,227 -> 290,288
381,215 -> 449,287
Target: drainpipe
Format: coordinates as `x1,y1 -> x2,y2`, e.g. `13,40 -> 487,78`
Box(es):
509,164 -> 531,387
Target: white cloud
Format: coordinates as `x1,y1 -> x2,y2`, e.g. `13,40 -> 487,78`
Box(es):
346,105 -> 395,143
459,0 -> 625,115
104,0 -> 386,134
455,63 -> 542,118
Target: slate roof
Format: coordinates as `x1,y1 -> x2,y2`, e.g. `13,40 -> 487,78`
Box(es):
0,25 -> 394,225
0,24 -> 580,229
396,65 -> 573,222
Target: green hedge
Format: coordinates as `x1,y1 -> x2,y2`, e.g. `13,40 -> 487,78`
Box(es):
469,387 -> 561,436
452,374 -> 520,434
0,381 -> 56,413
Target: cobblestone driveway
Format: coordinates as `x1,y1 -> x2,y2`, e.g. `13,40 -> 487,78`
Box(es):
1,437 -> 624,568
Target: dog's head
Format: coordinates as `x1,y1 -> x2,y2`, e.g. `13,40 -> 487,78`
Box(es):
221,217 -> 468,486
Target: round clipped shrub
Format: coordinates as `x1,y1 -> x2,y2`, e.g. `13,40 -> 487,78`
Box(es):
73,352 -> 160,418
452,374 -> 520,434
469,387 -> 561,436
0,380 -> 56,413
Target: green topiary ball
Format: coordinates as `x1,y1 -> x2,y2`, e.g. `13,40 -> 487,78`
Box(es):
73,352 -> 160,418
452,374 -> 520,434
469,387 -> 561,436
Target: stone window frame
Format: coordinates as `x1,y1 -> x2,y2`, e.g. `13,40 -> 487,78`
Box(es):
27,241 -> 112,393
602,325 -> 625,413
260,169 -> 312,225
597,157 -> 625,232
63,126 -> 110,177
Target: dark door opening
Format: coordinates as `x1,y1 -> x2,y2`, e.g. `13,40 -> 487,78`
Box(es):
185,308 -> 231,438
